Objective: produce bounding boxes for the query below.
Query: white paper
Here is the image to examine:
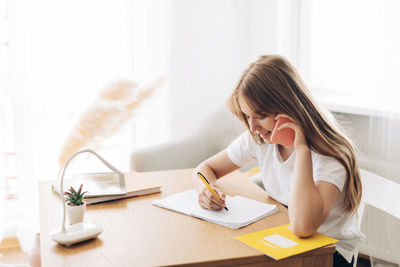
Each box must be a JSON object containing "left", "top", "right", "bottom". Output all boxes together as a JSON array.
[
  {"left": 152, "top": 189, "right": 278, "bottom": 229},
  {"left": 264, "top": 234, "right": 298, "bottom": 248},
  {"left": 152, "top": 189, "right": 201, "bottom": 215}
]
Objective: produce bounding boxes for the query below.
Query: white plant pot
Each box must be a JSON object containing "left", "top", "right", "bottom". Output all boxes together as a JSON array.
[{"left": 66, "top": 202, "right": 86, "bottom": 225}]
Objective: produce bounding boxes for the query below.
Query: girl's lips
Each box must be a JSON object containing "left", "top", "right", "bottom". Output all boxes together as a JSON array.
[{"left": 257, "top": 130, "right": 272, "bottom": 139}]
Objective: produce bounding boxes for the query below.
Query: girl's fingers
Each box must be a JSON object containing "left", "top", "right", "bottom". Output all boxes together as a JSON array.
[
  {"left": 200, "top": 187, "right": 226, "bottom": 208},
  {"left": 274, "top": 113, "right": 290, "bottom": 120},
  {"left": 207, "top": 200, "right": 223, "bottom": 210},
  {"left": 213, "top": 187, "right": 226, "bottom": 201},
  {"left": 278, "top": 122, "right": 298, "bottom": 131},
  {"left": 204, "top": 187, "right": 225, "bottom": 204},
  {"left": 198, "top": 194, "right": 224, "bottom": 210},
  {"left": 274, "top": 114, "right": 296, "bottom": 125}
]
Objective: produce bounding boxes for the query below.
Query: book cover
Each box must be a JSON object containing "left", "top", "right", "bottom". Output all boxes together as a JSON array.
[
  {"left": 235, "top": 224, "right": 338, "bottom": 260},
  {"left": 52, "top": 171, "right": 161, "bottom": 205},
  {"left": 53, "top": 172, "right": 126, "bottom": 197}
]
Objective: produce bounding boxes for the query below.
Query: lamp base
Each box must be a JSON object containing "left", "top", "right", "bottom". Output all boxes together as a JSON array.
[{"left": 50, "top": 222, "right": 103, "bottom": 246}]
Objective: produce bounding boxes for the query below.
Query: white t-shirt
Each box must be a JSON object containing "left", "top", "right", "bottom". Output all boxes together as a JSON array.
[{"left": 226, "top": 131, "right": 364, "bottom": 263}]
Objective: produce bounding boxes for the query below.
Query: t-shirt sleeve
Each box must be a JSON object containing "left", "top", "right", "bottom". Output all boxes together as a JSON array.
[
  {"left": 313, "top": 154, "right": 347, "bottom": 192},
  {"left": 226, "top": 131, "right": 258, "bottom": 167}
]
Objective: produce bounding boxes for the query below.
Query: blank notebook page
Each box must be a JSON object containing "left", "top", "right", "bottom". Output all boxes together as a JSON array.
[
  {"left": 153, "top": 189, "right": 277, "bottom": 229},
  {"left": 153, "top": 189, "right": 201, "bottom": 215},
  {"left": 193, "top": 196, "right": 277, "bottom": 225}
]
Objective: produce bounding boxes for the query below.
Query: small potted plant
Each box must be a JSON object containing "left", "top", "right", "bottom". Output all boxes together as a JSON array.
[{"left": 64, "top": 184, "right": 88, "bottom": 225}]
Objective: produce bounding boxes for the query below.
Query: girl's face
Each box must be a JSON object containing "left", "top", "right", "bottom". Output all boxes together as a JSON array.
[{"left": 238, "top": 97, "right": 276, "bottom": 143}]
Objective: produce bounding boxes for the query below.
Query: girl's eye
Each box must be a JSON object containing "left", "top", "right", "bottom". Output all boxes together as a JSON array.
[
  {"left": 257, "top": 114, "right": 268, "bottom": 119},
  {"left": 245, "top": 114, "right": 267, "bottom": 120},
  {"left": 261, "top": 113, "right": 274, "bottom": 119}
]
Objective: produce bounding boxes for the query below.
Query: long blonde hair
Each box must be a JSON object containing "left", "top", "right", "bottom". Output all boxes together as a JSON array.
[{"left": 227, "top": 55, "right": 362, "bottom": 214}]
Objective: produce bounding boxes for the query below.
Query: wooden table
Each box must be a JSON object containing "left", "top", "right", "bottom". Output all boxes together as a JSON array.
[{"left": 39, "top": 169, "right": 335, "bottom": 266}]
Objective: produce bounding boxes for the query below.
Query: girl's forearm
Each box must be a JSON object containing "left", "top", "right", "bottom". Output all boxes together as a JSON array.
[
  {"left": 289, "top": 146, "right": 324, "bottom": 237},
  {"left": 193, "top": 163, "right": 218, "bottom": 192}
]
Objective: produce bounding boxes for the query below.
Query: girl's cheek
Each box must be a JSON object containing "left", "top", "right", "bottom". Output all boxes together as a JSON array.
[{"left": 265, "top": 118, "right": 276, "bottom": 129}]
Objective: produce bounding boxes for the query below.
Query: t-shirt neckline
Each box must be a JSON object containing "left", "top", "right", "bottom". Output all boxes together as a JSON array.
[{"left": 274, "top": 144, "right": 296, "bottom": 165}]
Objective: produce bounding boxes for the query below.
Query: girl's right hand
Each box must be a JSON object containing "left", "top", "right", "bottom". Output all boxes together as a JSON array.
[{"left": 197, "top": 186, "right": 226, "bottom": 210}]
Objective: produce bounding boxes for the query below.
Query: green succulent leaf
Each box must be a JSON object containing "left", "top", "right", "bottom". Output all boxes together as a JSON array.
[{"left": 64, "top": 184, "right": 87, "bottom": 206}]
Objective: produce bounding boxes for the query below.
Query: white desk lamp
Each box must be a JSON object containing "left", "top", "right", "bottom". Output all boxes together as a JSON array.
[{"left": 50, "top": 148, "right": 124, "bottom": 246}]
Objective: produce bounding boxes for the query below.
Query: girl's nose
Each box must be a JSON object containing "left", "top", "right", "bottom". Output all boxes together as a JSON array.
[{"left": 248, "top": 117, "right": 259, "bottom": 132}]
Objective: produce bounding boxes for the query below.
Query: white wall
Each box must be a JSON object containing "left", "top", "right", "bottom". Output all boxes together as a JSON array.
[{"left": 168, "top": 0, "right": 278, "bottom": 140}]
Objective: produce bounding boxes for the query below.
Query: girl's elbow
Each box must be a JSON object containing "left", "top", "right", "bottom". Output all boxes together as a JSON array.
[{"left": 291, "top": 223, "right": 317, "bottom": 238}]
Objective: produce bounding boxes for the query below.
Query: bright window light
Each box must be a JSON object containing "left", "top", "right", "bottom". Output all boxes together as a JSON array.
[{"left": 302, "top": 0, "right": 400, "bottom": 114}]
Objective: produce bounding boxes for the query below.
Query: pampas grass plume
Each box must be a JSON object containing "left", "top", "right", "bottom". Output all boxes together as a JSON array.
[{"left": 58, "top": 77, "right": 166, "bottom": 167}]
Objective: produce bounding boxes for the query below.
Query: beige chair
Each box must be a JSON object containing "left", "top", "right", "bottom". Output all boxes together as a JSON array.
[
  {"left": 131, "top": 108, "right": 250, "bottom": 172},
  {"left": 354, "top": 169, "right": 400, "bottom": 267}
]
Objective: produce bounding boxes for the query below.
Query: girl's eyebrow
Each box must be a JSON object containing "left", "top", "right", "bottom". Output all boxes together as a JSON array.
[{"left": 242, "top": 111, "right": 264, "bottom": 119}]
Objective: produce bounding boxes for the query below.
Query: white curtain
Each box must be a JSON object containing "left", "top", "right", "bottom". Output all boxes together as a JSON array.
[
  {"left": 0, "top": 0, "right": 12, "bottom": 244},
  {"left": 359, "top": 113, "right": 400, "bottom": 265},
  {"left": 1, "top": 0, "right": 169, "bottom": 251}
]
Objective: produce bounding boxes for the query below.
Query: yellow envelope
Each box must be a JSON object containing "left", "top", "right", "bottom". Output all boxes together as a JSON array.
[{"left": 235, "top": 223, "right": 338, "bottom": 260}]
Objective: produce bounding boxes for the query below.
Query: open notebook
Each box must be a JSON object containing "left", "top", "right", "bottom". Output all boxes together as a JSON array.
[{"left": 152, "top": 189, "right": 278, "bottom": 229}]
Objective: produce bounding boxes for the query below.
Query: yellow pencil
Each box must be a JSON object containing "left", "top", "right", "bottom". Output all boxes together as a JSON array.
[{"left": 197, "top": 172, "right": 228, "bottom": 211}]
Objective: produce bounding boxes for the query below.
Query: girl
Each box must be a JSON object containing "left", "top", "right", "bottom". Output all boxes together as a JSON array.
[{"left": 193, "top": 55, "right": 363, "bottom": 266}]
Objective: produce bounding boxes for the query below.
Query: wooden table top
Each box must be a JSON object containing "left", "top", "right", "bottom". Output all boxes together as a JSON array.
[{"left": 39, "top": 168, "right": 334, "bottom": 267}]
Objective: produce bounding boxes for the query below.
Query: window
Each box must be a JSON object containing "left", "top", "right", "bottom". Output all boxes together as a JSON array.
[
  {"left": 297, "top": 0, "right": 400, "bottom": 115},
  {"left": 0, "top": 0, "right": 17, "bottom": 200},
  {"left": 0, "top": 0, "right": 169, "bottom": 243}
]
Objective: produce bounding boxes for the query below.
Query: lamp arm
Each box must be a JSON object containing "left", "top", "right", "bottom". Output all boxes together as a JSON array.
[{"left": 59, "top": 148, "right": 124, "bottom": 232}]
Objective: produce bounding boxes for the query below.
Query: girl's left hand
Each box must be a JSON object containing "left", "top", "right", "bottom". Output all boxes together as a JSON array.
[{"left": 274, "top": 114, "right": 309, "bottom": 150}]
